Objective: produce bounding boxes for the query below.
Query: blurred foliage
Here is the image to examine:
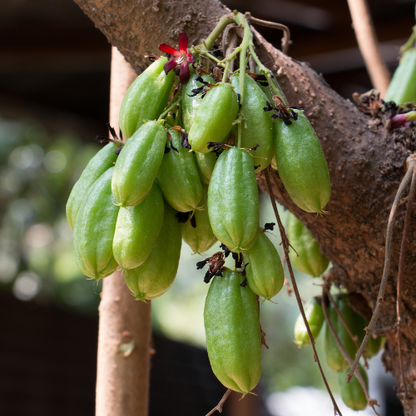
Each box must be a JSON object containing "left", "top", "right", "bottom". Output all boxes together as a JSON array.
[{"left": 0, "top": 116, "right": 103, "bottom": 314}]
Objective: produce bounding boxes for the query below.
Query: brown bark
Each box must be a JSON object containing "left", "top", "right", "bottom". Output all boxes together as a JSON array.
[
  {"left": 74, "top": 0, "right": 416, "bottom": 413},
  {"left": 95, "top": 47, "right": 152, "bottom": 416}
]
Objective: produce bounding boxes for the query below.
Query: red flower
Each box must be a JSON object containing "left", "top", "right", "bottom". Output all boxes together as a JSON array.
[{"left": 159, "top": 33, "right": 195, "bottom": 84}]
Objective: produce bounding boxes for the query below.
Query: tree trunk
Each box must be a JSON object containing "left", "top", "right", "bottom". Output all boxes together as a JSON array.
[
  {"left": 95, "top": 47, "right": 152, "bottom": 416},
  {"left": 74, "top": 0, "right": 416, "bottom": 413}
]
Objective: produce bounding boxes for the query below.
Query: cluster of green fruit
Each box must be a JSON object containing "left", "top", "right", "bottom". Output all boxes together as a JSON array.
[
  {"left": 66, "top": 12, "right": 332, "bottom": 397},
  {"left": 294, "top": 294, "right": 383, "bottom": 411}
]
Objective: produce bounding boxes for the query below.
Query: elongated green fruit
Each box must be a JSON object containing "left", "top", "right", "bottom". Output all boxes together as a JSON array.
[
  {"left": 73, "top": 167, "right": 119, "bottom": 280},
  {"left": 338, "top": 364, "right": 368, "bottom": 411},
  {"left": 204, "top": 268, "right": 261, "bottom": 395},
  {"left": 243, "top": 227, "right": 284, "bottom": 300},
  {"left": 188, "top": 83, "right": 239, "bottom": 153},
  {"left": 119, "top": 57, "right": 175, "bottom": 138},
  {"left": 123, "top": 202, "right": 182, "bottom": 301},
  {"left": 195, "top": 151, "right": 217, "bottom": 184},
  {"left": 325, "top": 294, "right": 364, "bottom": 371},
  {"left": 274, "top": 110, "right": 331, "bottom": 213},
  {"left": 365, "top": 335, "right": 383, "bottom": 359},
  {"left": 181, "top": 183, "right": 217, "bottom": 254},
  {"left": 208, "top": 147, "right": 259, "bottom": 253},
  {"left": 113, "top": 183, "right": 164, "bottom": 270},
  {"left": 385, "top": 48, "right": 416, "bottom": 105},
  {"left": 66, "top": 143, "right": 118, "bottom": 230},
  {"left": 156, "top": 128, "right": 202, "bottom": 212},
  {"left": 342, "top": 313, "right": 382, "bottom": 359},
  {"left": 112, "top": 121, "right": 167, "bottom": 207},
  {"left": 181, "top": 73, "right": 215, "bottom": 132},
  {"left": 286, "top": 211, "right": 329, "bottom": 277},
  {"left": 294, "top": 297, "right": 325, "bottom": 346},
  {"left": 231, "top": 74, "right": 274, "bottom": 171}
]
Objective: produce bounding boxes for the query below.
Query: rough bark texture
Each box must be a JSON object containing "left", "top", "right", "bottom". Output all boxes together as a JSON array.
[
  {"left": 95, "top": 47, "right": 152, "bottom": 416},
  {"left": 74, "top": 0, "right": 416, "bottom": 413}
]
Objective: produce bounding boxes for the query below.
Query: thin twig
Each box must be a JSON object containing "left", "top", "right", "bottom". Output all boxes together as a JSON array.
[
  {"left": 245, "top": 12, "right": 291, "bottom": 54},
  {"left": 395, "top": 166, "right": 416, "bottom": 402},
  {"left": 325, "top": 290, "right": 369, "bottom": 369},
  {"left": 206, "top": 389, "right": 232, "bottom": 416},
  {"left": 347, "top": 156, "right": 416, "bottom": 382},
  {"left": 264, "top": 167, "right": 343, "bottom": 416},
  {"left": 271, "top": 170, "right": 293, "bottom": 208},
  {"left": 322, "top": 288, "right": 379, "bottom": 414},
  {"left": 346, "top": 0, "right": 390, "bottom": 95}
]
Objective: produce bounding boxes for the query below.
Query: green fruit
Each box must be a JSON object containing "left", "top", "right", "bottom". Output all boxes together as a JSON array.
[
  {"left": 274, "top": 110, "right": 331, "bottom": 213},
  {"left": 208, "top": 147, "right": 259, "bottom": 253},
  {"left": 243, "top": 227, "right": 284, "bottom": 301},
  {"left": 349, "top": 314, "right": 383, "bottom": 359},
  {"left": 385, "top": 48, "right": 416, "bottom": 105},
  {"left": 286, "top": 211, "right": 329, "bottom": 277},
  {"left": 338, "top": 364, "right": 368, "bottom": 411},
  {"left": 112, "top": 120, "right": 167, "bottom": 207},
  {"left": 188, "top": 83, "right": 239, "bottom": 153},
  {"left": 113, "top": 183, "right": 164, "bottom": 270},
  {"left": 181, "top": 183, "right": 217, "bottom": 254},
  {"left": 325, "top": 294, "right": 364, "bottom": 371},
  {"left": 204, "top": 268, "right": 261, "bottom": 395},
  {"left": 123, "top": 202, "right": 182, "bottom": 301},
  {"left": 156, "top": 128, "right": 203, "bottom": 212},
  {"left": 230, "top": 74, "right": 274, "bottom": 171},
  {"left": 181, "top": 73, "right": 216, "bottom": 132},
  {"left": 66, "top": 142, "right": 118, "bottom": 230},
  {"left": 73, "top": 167, "right": 120, "bottom": 280},
  {"left": 365, "top": 335, "right": 383, "bottom": 359},
  {"left": 294, "top": 297, "right": 325, "bottom": 346},
  {"left": 119, "top": 57, "right": 175, "bottom": 138},
  {"left": 194, "top": 151, "right": 217, "bottom": 184}
]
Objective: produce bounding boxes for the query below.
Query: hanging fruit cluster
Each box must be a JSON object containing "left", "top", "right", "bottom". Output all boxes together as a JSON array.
[
  {"left": 67, "top": 11, "right": 333, "bottom": 399},
  {"left": 294, "top": 293, "right": 383, "bottom": 411}
]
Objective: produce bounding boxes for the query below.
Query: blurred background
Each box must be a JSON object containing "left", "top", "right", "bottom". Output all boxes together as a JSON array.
[{"left": 0, "top": 0, "right": 413, "bottom": 415}]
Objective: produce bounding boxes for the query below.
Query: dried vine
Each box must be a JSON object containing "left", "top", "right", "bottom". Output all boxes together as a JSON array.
[
  {"left": 265, "top": 168, "right": 343, "bottom": 416},
  {"left": 347, "top": 155, "right": 416, "bottom": 388}
]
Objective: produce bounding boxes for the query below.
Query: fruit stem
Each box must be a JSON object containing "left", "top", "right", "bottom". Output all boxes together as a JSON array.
[
  {"left": 202, "top": 52, "right": 224, "bottom": 65},
  {"left": 248, "top": 44, "right": 289, "bottom": 105},
  {"left": 157, "top": 89, "right": 182, "bottom": 121},
  {"left": 201, "top": 14, "right": 234, "bottom": 52},
  {"left": 399, "top": 25, "right": 416, "bottom": 54},
  {"left": 222, "top": 60, "right": 232, "bottom": 83},
  {"left": 232, "top": 12, "right": 253, "bottom": 148}
]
